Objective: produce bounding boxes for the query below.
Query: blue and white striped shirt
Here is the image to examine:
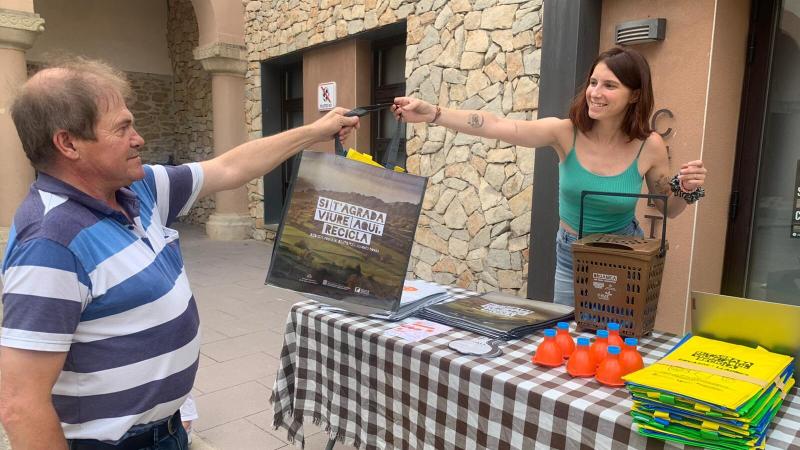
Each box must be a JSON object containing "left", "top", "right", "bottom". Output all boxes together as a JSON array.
[{"left": 1, "top": 163, "right": 204, "bottom": 442}]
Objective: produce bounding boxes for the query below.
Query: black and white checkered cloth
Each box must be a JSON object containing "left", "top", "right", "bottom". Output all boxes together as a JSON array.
[{"left": 271, "top": 287, "right": 800, "bottom": 450}]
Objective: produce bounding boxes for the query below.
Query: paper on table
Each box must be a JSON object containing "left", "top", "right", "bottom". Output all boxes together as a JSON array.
[
  {"left": 399, "top": 279, "right": 448, "bottom": 305},
  {"left": 384, "top": 319, "right": 451, "bottom": 342}
]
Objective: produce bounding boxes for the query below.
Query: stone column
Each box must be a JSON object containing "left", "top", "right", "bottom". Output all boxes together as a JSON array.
[
  {"left": 0, "top": 7, "right": 44, "bottom": 258},
  {"left": 193, "top": 42, "right": 251, "bottom": 240}
]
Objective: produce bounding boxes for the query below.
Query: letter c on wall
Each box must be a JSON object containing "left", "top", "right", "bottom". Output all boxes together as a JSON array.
[{"left": 650, "top": 108, "right": 674, "bottom": 138}]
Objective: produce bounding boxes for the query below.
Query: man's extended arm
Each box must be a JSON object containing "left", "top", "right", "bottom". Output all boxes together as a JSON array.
[
  {"left": 198, "top": 107, "right": 358, "bottom": 198},
  {"left": 0, "top": 347, "right": 69, "bottom": 450}
]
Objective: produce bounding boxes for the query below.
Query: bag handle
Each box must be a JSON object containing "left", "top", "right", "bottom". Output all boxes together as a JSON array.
[
  {"left": 382, "top": 118, "right": 404, "bottom": 170},
  {"left": 579, "top": 190, "right": 669, "bottom": 256},
  {"left": 333, "top": 103, "right": 404, "bottom": 169}
]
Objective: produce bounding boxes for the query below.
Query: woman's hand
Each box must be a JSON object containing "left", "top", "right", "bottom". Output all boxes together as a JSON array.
[
  {"left": 392, "top": 97, "right": 437, "bottom": 123},
  {"left": 678, "top": 160, "right": 707, "bottom": 192}
]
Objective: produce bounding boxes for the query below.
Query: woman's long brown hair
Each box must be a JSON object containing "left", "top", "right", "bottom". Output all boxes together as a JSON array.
[{"left": 568, "top": 47, "right": 654, "bottom": 142}]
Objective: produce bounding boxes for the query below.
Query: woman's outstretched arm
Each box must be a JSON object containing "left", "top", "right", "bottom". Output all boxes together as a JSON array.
[{"left": 393, "top": 96, "right": 571, "bottom": 159}]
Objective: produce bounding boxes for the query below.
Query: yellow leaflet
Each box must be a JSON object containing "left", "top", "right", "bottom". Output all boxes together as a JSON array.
[
  {"left": 346, "top": 149, "right": 384, "bottom": 168},
  {"left": 623, "top": 336, "right": 793, "bottom": 410},
  {"left": 345, "top": 149, "right": 405, "bottom": 172}
]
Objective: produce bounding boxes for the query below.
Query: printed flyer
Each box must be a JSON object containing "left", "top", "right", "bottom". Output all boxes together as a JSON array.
[{"left": 266, "top": 151, "right": 426, "bottom": 315}]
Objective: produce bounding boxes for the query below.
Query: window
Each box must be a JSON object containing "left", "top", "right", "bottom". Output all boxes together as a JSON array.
[{"left": 371, "top": 36, "right": 406, "bottom": 167}]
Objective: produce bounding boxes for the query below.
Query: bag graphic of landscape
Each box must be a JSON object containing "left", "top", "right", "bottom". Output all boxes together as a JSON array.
[{"left": 266, "top": 112, "right": 426, "bottom": 316}]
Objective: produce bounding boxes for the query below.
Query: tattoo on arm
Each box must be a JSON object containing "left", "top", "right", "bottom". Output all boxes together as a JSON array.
[
  {"left": 653, "top": 175, "right": 671, "bottom": 195},
  {"left": 467, "top": 113, "right": 484, "bottom": 128}
]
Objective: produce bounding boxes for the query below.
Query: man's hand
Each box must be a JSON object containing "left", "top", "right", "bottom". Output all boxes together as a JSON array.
[
  {"left": 0, "top": 347, "right": 69, "bottom": 450},
  {"left": 199, "top": 107, "right": 359, "bottom": 197},
  {"left": 392, "top": 97, "right": 437, "bottom": 123},
  {"left": 309, "top": 107, "right": 360, "bottom": 142}
]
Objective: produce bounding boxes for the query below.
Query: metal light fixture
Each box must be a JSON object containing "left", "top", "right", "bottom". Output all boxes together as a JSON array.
[{"left": 615, "top": 18, "right": 667, "bottom": 45}]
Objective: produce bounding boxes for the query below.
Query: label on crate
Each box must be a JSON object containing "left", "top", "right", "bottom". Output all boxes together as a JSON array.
[{"left": 592, "top": 271, "right": 618, "bottom": 301}]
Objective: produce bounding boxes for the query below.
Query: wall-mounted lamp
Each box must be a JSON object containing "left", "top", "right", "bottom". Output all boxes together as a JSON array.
[{"left": 615, "top": 18, "right": 666, "bottom": 45}]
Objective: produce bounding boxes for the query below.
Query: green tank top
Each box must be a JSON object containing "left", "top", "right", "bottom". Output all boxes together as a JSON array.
[{"left": 558, "top": 128, "right": 646, "bottom": 234}]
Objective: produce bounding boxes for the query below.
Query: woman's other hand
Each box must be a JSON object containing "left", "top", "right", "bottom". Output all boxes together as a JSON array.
[
  {"left": 678, "top": 160, "right": 707, "bottom": 192},
  {"left": 392, "top": 97, "right": 437, "bottom": 123}
]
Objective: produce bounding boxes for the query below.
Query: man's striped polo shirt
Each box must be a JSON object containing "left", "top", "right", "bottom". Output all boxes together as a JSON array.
[{"left": 1, "top": 163, "right": 204, "bottom": 442}]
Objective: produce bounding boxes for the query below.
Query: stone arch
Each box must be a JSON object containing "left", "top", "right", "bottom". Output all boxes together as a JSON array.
[
  {"left": 189, "top": 0, "right": 245, "bottom": 47},
  {"left": 188, "top": 0, "right": 251, "bottom": 240}
]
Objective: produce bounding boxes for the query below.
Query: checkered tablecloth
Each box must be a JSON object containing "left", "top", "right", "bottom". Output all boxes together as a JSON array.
[{"left": 270, "top": 287, "right": 800, "bottom": 450}]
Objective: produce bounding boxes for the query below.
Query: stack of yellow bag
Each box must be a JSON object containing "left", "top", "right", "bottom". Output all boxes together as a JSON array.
[{"left": 623, "top": 335, "right": 795, "bottom": 450}]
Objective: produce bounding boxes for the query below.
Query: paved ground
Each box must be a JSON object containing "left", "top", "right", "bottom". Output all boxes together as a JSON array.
[
  {"left": 179, "top": 223, "right": 355, "bottom": 450},
  {"left": 0, "top": 223, "right": 356, "bottom": 450}
]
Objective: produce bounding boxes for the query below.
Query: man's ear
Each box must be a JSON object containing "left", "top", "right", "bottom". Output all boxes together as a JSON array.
[{"left": 53, "top": 130, "right": 80, "bottom": 161}]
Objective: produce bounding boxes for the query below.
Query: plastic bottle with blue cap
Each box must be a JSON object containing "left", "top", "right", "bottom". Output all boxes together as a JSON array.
[
  {"left": 567, "top": 337, "right": 595, "bottom": 377},
  {"left": 555, "top": 321, "right": 575, "bottom": 359},
  {"left": 590, "top": 329, "right": 609, "bottom": 367},
  {"left": 620, "top": 337, "right": 644, "bottom": 374},
  {"left": 607, "top": 322, "right": 625, "bottom": 348},
  {"left": 532, "top": 329, "right": 564, "bottom": 367},
  {"left": 596, "top": 345, "right": 625, "bottom": 386}
]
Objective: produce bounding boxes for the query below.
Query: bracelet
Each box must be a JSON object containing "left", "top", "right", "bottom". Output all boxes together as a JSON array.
[
  {"left": 429, "top": 105, "right": 441, "bottom": 124},
  {"left": 669, "top": 174, "right": 705, "bottom": 204}
]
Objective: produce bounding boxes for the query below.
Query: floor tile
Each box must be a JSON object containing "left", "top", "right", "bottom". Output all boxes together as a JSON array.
[
  {"left": 197, "top": 418, "right": 286, "bottom": 450},
  {"left": 194, "top": 352, "right": 279, "bottom": 393},
  {"left": 193, "top": 381, "right": 270, "bottom": 432},
  {"left": 201, "top": 330, "right": 282, "bottom": 362}
]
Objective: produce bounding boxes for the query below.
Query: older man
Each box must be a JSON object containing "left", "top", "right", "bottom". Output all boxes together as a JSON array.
[{"left": 0, "top": 58, "right": 358, "bottom": 450}]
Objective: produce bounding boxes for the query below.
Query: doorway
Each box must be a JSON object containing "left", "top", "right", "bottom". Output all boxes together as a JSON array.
[{"left": 723, "top": 0, "right": 800, "bottom": 305}]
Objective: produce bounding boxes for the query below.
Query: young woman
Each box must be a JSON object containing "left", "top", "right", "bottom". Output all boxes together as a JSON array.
[{"left": 392, "top": 47, "right": 706, "bottom": 306}]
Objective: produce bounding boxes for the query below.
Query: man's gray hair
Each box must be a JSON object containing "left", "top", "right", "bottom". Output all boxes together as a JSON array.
[{"left": 10, "top": 57, "right": 132, "bottom": 170}]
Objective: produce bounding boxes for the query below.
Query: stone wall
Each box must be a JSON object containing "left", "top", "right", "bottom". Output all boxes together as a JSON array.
[
  {"left": 167, "top": 0, "right": 215, "bottom": 224},
  {"left": 243, "top": 0, "right": 543, "bottom": 296},
  {"left": 127, "top": 72, "right": 175, "bottom": 165}
]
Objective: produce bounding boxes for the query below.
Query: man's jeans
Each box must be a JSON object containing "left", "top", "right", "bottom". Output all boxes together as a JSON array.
[{"left": 67, "top": 412, "right": 188, "bottom": 450}]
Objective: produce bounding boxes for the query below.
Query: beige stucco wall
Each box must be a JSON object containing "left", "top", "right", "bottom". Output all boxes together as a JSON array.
[
  {"left": 3, "top": 0, "right": 32, "bottom": 11},
  {"left": 601, "top": 1, "right": 749, "bottom": 334},
  {"left": 685, "top": 0, "right": 750, "bottom": 327},
  {"left": 302, "top": 39, "right": 373, "bottom": 153},
  {"left": 27, "top": 0, "right": 171, "bottom": 74}
]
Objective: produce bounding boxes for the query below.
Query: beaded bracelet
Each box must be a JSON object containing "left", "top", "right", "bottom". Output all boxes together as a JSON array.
[{"left": 669, "top": 174, "right": 705, "bottom": 204}]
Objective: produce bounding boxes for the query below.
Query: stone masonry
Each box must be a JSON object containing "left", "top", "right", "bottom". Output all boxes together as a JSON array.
[
  {"left": 167, "top": 0, "right": 215, "bottom": 225},
  {"left": 243, "top": 0, "right": 543, "bottom": 297},
  {"left": 127, "top": 72, "right": 176, "bottom": 166}
]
